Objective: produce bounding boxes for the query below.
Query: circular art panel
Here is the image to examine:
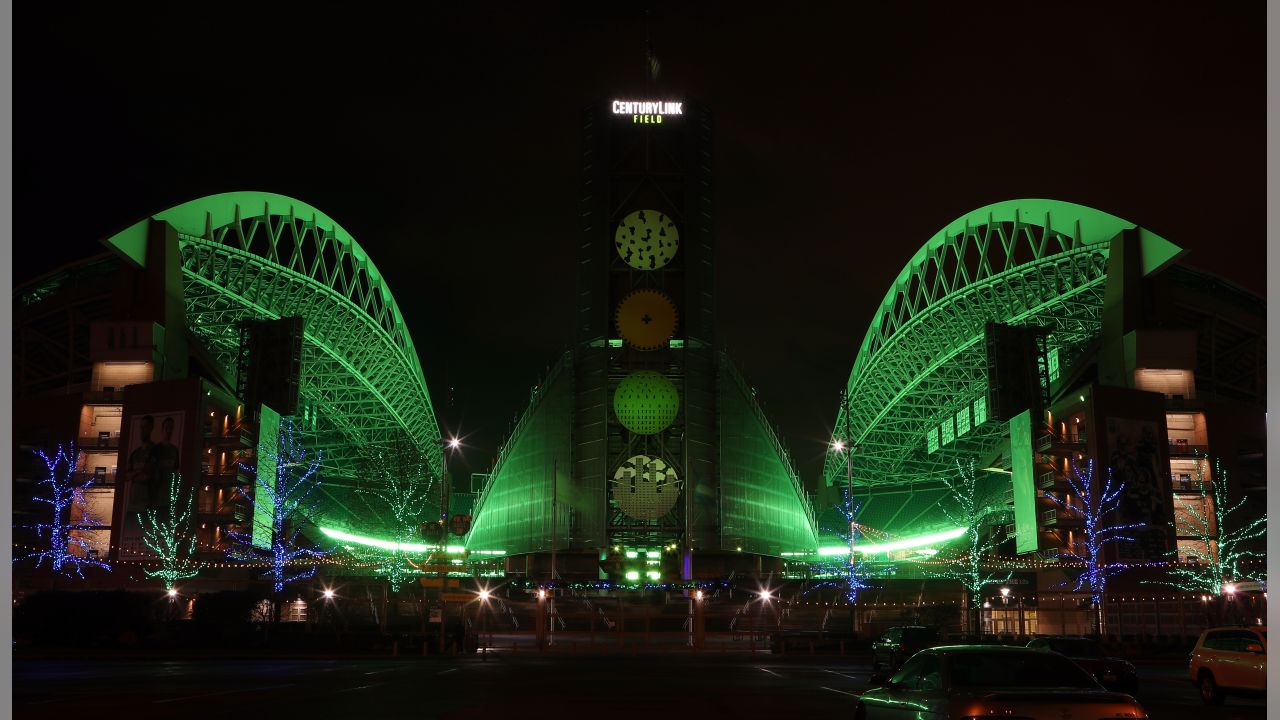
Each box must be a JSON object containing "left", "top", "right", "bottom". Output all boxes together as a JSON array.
[
  {"left": 615, "top": 289, "right": 679, "bottom": 351},
  {"left": 613, "top": 371, "right": 680, "bottom": 435},
  {"left": 614, "top": 209, "right": 680, "bottom": 270},
  {"left": 611, "top": 454, "right": 681, "bottom": 520}
]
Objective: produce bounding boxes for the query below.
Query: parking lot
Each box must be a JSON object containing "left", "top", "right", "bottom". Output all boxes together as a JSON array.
[{"left": 14, "top": 653, "right": 1265, "bottom": 720}]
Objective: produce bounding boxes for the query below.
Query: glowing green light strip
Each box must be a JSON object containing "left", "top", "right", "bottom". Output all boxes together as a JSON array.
[
  {"left": 319, "top": 527, "right": 477, "bottom": 555},
  {"left": 817, "top": 527, "right": 966, "bottom": 556}
]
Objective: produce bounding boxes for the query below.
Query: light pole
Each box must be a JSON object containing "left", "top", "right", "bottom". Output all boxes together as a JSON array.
[
  {"left": 477, "top": 588, "right": 491, "bottom": 660},
  {"left": 1000, "top": 587, "right": 1010, "bottom": 636},
  {"left": 436, "top": 435, "right": 461, "bottom": 655},
  {"left": 831, "top": 391, "right": 859, "bottom": 636}
]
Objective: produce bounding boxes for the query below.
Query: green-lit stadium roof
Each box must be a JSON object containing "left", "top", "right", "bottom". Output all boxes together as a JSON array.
[
  {"left": 823, "top": 199, "right": 1182, "bottom": 536},
  {"left": 106, "top": 192, "right": 441, "bottom": 526}
]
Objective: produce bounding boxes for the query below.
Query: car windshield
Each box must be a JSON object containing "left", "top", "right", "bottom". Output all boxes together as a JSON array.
[
  {"left": 1049, "top": 639, "right": 1103, "bottom": 657},
  {"left": 949, "top": 652, "right": 1101, "bottom": 689}
]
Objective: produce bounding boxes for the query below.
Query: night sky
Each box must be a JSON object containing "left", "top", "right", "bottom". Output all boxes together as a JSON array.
[{"left": 14, "top": 3, "right": 1265, "bottom": 487}]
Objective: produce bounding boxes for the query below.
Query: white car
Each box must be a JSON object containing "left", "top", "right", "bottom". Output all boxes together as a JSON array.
[{"left": 1189, "top": 626, "right": 1266, "bottom": 704}]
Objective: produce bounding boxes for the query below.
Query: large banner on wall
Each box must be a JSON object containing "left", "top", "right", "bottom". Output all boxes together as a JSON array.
[
  {"left": 1106, "top": 416, "right": 1170, "bottom": 561},
  {"left": 1009, "top": 410, "right": 1039, "bottom": 555},
  {"left": 119, "top": 410, "right": 186, "bottom": 557},
  {"left": 252, "top": 404, "right": 281, "bottom": 550}
]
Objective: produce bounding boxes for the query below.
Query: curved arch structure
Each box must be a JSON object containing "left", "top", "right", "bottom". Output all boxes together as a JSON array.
[
  {"left": 109, "top": 192, "right": 440, "bottom": 490},
  {"left": 824, "top": 200, "right": 1181, "bottom": 514}
]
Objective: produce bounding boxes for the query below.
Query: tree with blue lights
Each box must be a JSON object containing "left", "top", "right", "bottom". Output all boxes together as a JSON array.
[
  {"left": 20, "top": 443, "right": 111, "bottom": 578},
  {"left": 1044, "top": 458, "right": 1143, "bottom": 635},
  {"left": 926, "top": 459, "right": 1011, "bottom": 637},
  {"left": 140, "top": 472, "right": 204, "bottom": 591},
  {"left": 807, "top": 492, "right": 873, "bottom": 603},
  {"left": 227, "top": 421, "right": 326, "bottom": 595},
  {"left": 1159, "top": 456, "right": 1266, "bottom": 597}
]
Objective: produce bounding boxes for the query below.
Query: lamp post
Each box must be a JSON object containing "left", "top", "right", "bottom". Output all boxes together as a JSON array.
[
  {"left": 477, "top": 588, "right": 491, "bottom": 661},
  {"left": 1000, "top": 587, "right": 1010, "bottom": 636},
  {"left": 831, "top": 416, "right": 858, "bottom": 634},
  {"left": 435, "top": 435, "right": 461, "bottom": 655}
]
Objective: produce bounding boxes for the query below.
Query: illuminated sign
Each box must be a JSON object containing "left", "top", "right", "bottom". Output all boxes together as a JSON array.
[{"left": 612, "top": 99, "right": 683, "bottom": 124}]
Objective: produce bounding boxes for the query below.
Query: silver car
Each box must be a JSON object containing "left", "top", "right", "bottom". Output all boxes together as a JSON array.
[{"left": 856, "top": 646, "right": 1148, "bottom": 720}]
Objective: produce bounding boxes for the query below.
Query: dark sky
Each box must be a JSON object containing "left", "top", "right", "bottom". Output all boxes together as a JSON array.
[{"left": 14, "top": 3, "right": 1265, "bottom": 486}]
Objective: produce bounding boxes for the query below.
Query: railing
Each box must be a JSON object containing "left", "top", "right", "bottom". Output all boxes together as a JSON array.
[
  {"left": 471, "top": 351, "right": 572, "bottom": 522},
  {"left": 83, "top": 390, "right": 122, "bottom": 404},
  {"left": 73, "top": 471, "right": 116, "bottom": 485},
  {"left": 1167, "top": 441, "right": 1209, "bottom": 457},
  {"left": 1171, "top": 475, "right": 1204, "bottom": 494},
  {"left": 1036, "top": 430, "right": 1087, "bottom": 451},
  {"left": 77, "top": 435, "right": 120, "bottom": 449},
  {"left": 1041, "top": 509, "right": 1057, "bottom": 525},
  {"left": 720, "top": 354, "right": 815, "bottom": 531},
  {"left": 1037, "top": 472, "right": 1056, "bottom": 489}
]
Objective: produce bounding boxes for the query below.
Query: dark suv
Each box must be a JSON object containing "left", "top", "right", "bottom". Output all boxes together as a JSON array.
[
  {"left": 1027, "top": 636, "right": 1139, "bottom": 694},
  {"left": 872, "top": 626, "right": 940, "bottom": 672}
]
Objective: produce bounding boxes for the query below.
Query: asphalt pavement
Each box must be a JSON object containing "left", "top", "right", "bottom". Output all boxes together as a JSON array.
[{"left": 13, "top": 654, "right": 1266, "bottom": 719}]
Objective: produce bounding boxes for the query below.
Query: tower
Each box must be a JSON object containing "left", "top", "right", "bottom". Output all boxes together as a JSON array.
[{"left": 576, "top": 96, "right": 715, "bottom": 579}]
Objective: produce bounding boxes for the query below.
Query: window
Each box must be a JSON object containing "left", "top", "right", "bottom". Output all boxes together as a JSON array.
[
  {"left": 890, "top": 653, "right": 925, "bottom": 686},
  {"left": 1204, "top": 630, "right": 1261, "bottom": 651},
  {"left": 973, "top": 397, "right": 987, "bottom": 426}
]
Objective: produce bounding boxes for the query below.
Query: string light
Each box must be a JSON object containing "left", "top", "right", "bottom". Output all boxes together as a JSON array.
[
  {"left": 804, "top": 492, "right": 875, "bottom": 602},
  {"left": 225, "top": 422, "right": 327, "bottom": 593},
  {"left": 348, "top": 447, "right": 435, "bottom": 593},
  {"left": 1043, "top": 459, "right": 1142, "bottom": 608},
  {"left": 19, "top": 443, "right": 111, "bottom": 578},
  {"left": 924, "top": 460, "right": 1011, "bottom": 625},
  {"left": 139, "top": 472, "right": 204, "bottom": 591},
  {"left": 1151, "top": 456, "right": 1267, "bottom": 596}
]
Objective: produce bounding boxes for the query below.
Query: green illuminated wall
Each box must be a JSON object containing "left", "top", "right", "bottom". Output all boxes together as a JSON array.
[
  {"left": 465, "top": 358, "right": 575, "bottom": 555},
  {"left": 718, "top": 357, "right": 819, "bottom": 556},
  {"left": 1009, "top": 409, "right": 1038, "bottom": 554},
  {"left": 251, "top": 404, "right": 281, "bottom": 549}
]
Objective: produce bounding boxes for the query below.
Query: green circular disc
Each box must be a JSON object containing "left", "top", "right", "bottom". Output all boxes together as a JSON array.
[
  {"left": 613, "top": 371, "right": 680, "bottom": 435},
  {"left": 614, "top": 209, "right": 680, "bottom": 270}
]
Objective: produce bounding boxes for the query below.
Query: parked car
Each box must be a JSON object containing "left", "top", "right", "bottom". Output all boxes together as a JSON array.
[
  {"left": 871, "top": 625, "right": 940, "bottom": 672},
  {"left": 1189, "top": 626, "right": 1267, "bottom": 704},
  {"left": 856, "top": 646, "right": 1147, "bottom": 720},
  {"left": 1026, "top": 635, "right": 1139, "bottom": 693}
]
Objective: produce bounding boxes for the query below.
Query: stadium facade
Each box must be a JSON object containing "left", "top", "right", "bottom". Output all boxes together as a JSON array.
[{"left": 11, "top": 144, "right": 1264, "bottom": 639}]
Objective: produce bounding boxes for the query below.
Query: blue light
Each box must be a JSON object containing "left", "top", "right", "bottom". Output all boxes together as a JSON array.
[
  {"left": 225, "top": 422, "right": 327, "bottom": 592},
  {"left": 20, "top": 444, "right": 111, "bottom": 578}
]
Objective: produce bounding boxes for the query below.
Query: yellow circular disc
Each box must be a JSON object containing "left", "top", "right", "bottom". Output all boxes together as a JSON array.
[{"left": 615, "top": 289, "right": 678, "bottom": 351}]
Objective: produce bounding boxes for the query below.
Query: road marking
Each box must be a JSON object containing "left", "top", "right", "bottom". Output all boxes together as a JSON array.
[
  {"left": 336, "top": 682, "right": 387, "bottom": 693},
  {"left": 823, "top": 669, "right": 862, "bottom": 679},
  {"left": 154, "top": 683, "right": 295, "bottom": 704},
  {"left": 438, "top": 668, "right": 458, "bottom": 675},
  {"left": 820, "top": 686, "right": 861, "bottom": 697},
  {"left": 758, "top": 667, "right": 781, "bottom": 676}
]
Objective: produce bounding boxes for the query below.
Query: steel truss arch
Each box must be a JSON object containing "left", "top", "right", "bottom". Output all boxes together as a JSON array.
[
  {"left": 109, "top": 193, "right": 441, "bottom": 492},
  {"left": 825, "top": 200, "right": 1180, "bottom": 501}
]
